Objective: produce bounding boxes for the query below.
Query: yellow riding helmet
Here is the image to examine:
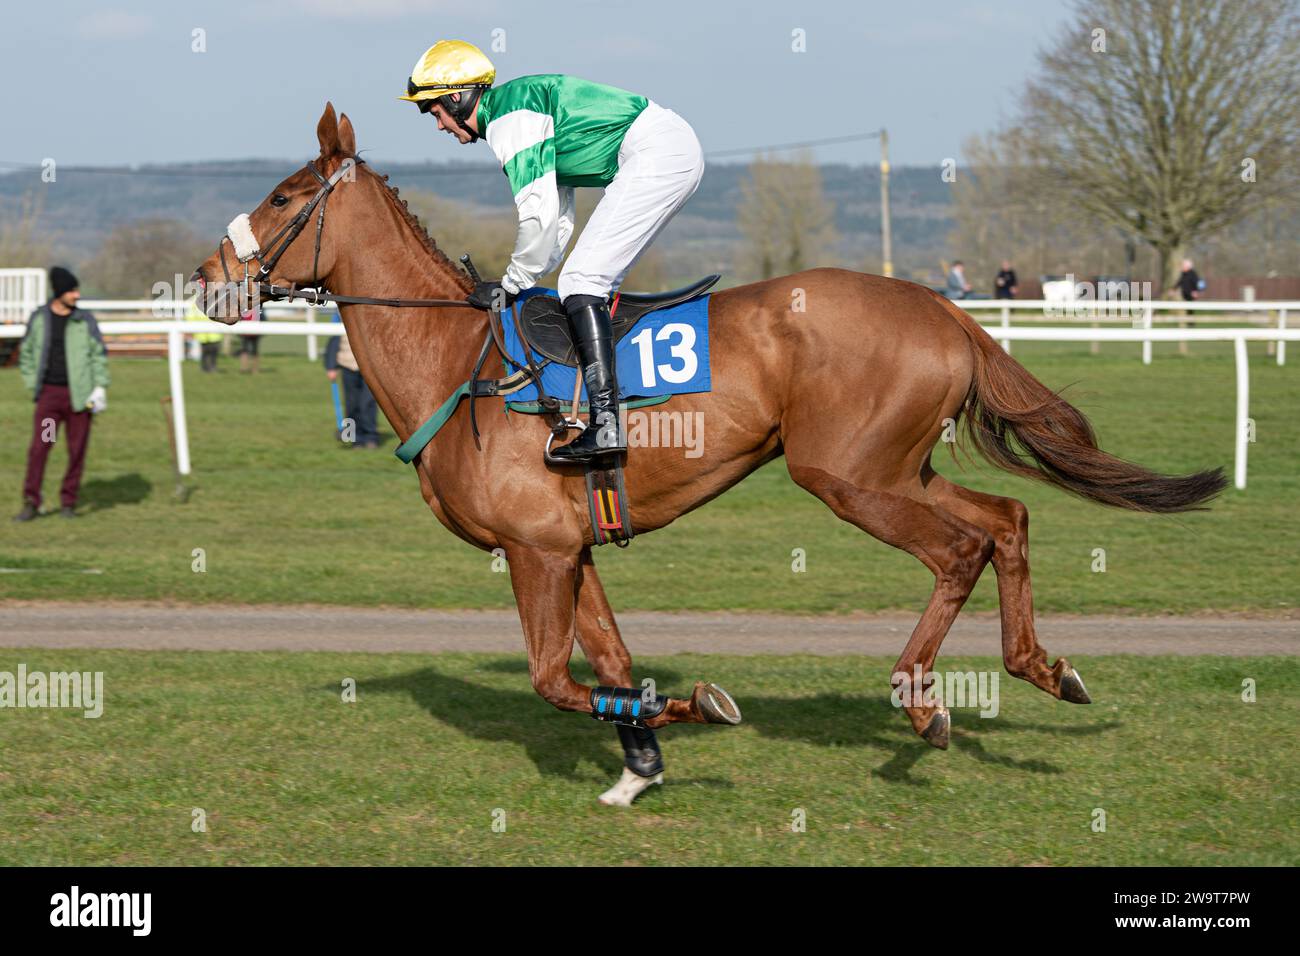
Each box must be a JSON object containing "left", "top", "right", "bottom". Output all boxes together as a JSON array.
[{"left": 399, "top": 40, "right": 496, "bottom": 107}]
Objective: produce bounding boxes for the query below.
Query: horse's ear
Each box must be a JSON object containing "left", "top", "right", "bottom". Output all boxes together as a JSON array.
[
  {"left": 337, "top": 112, "right": 357, "bottom": 157},
  {"left": 317, "top": 102, "right": 340, "bottom": 156}
]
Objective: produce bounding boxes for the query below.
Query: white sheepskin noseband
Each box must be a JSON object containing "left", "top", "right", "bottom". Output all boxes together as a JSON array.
[{"left": 227, "top": 214, "right": 260, "bottom": 262}]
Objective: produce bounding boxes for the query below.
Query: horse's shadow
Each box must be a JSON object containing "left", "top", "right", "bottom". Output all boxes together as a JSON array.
[
  {"left": 748, "top": 692, "right": 1122, "bottom": 784},
  {"left": 79, "top": 472, "right": 151, "bottom": 512},
  {"left": 356, "top": 659, "right": 730, "bottom": 790},
  {"left": 353, "top": 659, "right": 1121, "bottom": 789}
]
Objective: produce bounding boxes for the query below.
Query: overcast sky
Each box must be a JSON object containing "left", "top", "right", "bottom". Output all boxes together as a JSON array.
[{"left": 1, "top": 0, "right": 1074, "bottom": 169}]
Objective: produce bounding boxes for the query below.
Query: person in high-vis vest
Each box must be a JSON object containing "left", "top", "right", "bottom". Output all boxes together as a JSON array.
[
  {"left": 400, "top": 40, "right": 705, "bottom": 463},
  {"left": 186, "top": 299, "right": 223, "bottom": 372}
]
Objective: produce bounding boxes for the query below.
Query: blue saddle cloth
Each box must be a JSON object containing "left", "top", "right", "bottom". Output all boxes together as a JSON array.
[{"left": 502, "top": 288, "right": 712, "bottom": 404}]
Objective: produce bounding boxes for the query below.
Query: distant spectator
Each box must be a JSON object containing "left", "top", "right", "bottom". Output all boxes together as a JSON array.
[
  {"left": 1174, "top": 258, "right": 1202, "bottom": 356},
  {"left": 946, "top": 261, "right": 973, "bottom": 299},
  {"left": 994, "top": 260, "right": 1018, "bottom": 299},
  {"left": 15, "top": 267, "right": 109, "bottom": 521},
  {"left": 1176, "top": 259, "right": 1201, "bottom": 301},
  {"left": 237, "top": 302, "right": 261, "bottom": 374},
  {"left": 186, "top": 299, "right": 223, "bottom": 372},
  {"left": 324, "top": 317, "right": 380, "bottom": 449}
]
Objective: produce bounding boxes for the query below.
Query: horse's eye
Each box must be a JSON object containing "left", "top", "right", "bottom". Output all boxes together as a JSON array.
[{"left": 271, "top": 194, "right": 289, "bottom": 207}]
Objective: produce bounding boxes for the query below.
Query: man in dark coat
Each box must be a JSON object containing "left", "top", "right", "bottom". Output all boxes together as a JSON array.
[{"left": 15, "top": 267, "right": 110, "bottom": 520}]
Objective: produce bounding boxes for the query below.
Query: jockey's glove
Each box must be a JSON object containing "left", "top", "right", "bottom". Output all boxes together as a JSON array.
[{"left": 466, "top": 280, "right": 517, "bottom": 312}]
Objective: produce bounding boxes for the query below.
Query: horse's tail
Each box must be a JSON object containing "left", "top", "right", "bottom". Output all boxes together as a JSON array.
[{"left": 936, "top": 293, "right": 1226, "bottom": 513}]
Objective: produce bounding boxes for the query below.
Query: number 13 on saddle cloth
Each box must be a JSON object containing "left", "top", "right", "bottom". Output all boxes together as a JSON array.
[{"left": 503, "top": 287, "right": 712, "bottom": 404}]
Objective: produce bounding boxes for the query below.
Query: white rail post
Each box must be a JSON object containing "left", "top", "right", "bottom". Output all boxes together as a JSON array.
[
  {"left": 173, "top": 297, "right": 191, "bottom": 361},
  {"left": 307, "top": 304, "right": 318, "bottom": 361},
  {"left": 1000, "top": 303, "right": 1010, "bottom": 354},
  {"left": 1278, "top": 308, "right": 1287, "bottom": 367},
  {"left": 167, "top": 327, "right": 192, "bottom": 476},
  {"left": 1234, "top": 335, "right": 1249, "bottom": 491},
  {"left": 1142, "top": 303, "right": 1153, "bottom": 365}
]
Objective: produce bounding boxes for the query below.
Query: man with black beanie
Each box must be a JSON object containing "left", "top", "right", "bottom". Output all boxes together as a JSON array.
[{"left": 14, "top": 266, "right": 110, "bottom": 520}]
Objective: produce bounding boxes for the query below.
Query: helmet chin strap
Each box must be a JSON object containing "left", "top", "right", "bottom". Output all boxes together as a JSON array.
[{"left": 444, "top": 88, "right": 483, "bottom": 142}]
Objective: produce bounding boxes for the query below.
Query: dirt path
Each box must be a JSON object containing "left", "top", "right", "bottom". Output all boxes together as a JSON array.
[{"left": 0, "top": 602, "right": 1295, "bottom": 656}]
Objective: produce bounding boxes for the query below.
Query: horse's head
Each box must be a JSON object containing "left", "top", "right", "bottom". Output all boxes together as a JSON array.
[{"left": 195, "top": 102, "right": 359, "bottom": 323}]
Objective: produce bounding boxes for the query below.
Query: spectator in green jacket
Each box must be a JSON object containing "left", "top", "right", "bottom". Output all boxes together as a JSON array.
[{"left": 15, "top": 267, "right": 109, "bottom": 521}]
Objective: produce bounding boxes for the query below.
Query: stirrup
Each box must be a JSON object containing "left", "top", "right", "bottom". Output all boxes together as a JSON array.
[
  {"left": 544, "top": 417, "right": 586, "bottom": 464},
  {"left": 544, "top": 417, "right": 627, "bottom": 463}
]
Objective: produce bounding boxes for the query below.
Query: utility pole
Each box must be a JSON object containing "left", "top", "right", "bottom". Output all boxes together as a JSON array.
[{"left": 879, "top": 128, "right": 893, "bottom": 277}]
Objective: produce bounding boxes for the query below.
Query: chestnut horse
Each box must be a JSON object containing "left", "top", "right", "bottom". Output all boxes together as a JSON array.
[{"left": 197, "top": 105, "right": 1224, "bottom": 804}]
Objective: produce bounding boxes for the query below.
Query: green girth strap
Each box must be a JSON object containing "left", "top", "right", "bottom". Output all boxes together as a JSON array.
[
  {"left": 393, "top": 367, "right": 544, "bottom": 465},
  {"left": 393, "top": 381, "right": 473, "bottom": 464},
  {"left": 394, "top": 383, "right": 674, "bottom": 465}
]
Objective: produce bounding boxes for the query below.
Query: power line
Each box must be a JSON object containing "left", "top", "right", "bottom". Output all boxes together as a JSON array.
[
  {"left": 0, "top": 130, "right": 884, "bottom": 181},
  {"left": 0, "top": 160, "right": 488, "bottom": 179},
  {"left": 705, "top": 130, "right": 881, "bottom": 159}
]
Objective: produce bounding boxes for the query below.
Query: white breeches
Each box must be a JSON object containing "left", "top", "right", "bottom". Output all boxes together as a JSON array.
[{"left": 557, "top": 102, "right": 705, "bottom": 302}]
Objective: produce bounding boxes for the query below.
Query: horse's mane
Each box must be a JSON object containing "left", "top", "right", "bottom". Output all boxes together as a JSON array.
[{"left": 363, "top": 164, "right": 473, "bottom": 294}]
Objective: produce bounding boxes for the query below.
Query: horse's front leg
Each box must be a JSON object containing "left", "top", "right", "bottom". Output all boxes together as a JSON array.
[
  {"left": 573, "top": 547, "right": 663, "bottom": 806},
  {"left": 507, "top": 543, "right": 741, "bottom": 730},
  {"left": 505, "top": 544, "right": 588, "bottom": 712}
]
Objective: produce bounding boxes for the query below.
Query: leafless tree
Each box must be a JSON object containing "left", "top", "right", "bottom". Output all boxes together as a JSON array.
[
  {"left": 736, "top": 153, "right": 839, "bottom": 281},
  {"left": 951, "top": 130, "right": 1148, "bottom": 293},
  {"left": 0, "top": 193, "right": 55, "bottom": 269},
  {"left": 83, "top": 218, "right": 212, "bottom": 299},
  {"left": 1020, "top": 0, "right": 1299, "bottom": 292}
]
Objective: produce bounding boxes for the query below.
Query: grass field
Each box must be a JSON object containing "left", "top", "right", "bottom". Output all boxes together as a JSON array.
[
  {"left": 2, "top": 339, "right": 1296, "bottom": 867},
  {"left": 2, "top": 341, "right": 1296, "bottom": 612},
  {"left": 1, "top": 647, "right": 1294, "bottom": 866}
]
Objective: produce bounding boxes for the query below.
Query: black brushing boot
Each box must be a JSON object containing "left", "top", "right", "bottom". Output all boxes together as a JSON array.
[
  {"left": 617, "top": 724, "right": 664, "bottom": 777},
  {"left": 549, "top": 294, "right": 626, "bottom": 463}
]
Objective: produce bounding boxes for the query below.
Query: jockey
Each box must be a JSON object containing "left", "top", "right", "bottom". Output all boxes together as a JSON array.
[{"left": 400, "top": 40, "right": 705, "bottom": 463}]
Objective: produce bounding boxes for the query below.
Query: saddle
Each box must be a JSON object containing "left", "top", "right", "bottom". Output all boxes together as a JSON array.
[{"left": 518, "top": 274, "right": 720, "bottom": 366}]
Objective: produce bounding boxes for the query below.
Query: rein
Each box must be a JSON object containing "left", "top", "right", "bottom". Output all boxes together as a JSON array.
[
  {"left": 255, "top": 284, "right": 469, "bottom": 309},
  {"left": 216, "top": 154, "right": 470, "bottom": 311},
  {"left": 212, "top": 154, "right": 569, "bottom": 463}
]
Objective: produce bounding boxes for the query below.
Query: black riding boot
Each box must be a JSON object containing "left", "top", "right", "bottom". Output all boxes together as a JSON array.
[{"left": 549, "top": 295, "right": 626, "bottom": 463}]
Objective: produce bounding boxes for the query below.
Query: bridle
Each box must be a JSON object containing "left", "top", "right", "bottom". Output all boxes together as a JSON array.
[
  {"left": 214, "top": 154, "right": 469, "bottom": 312},
  {"left": 208, "top": 153, "right": 561, "bottom": 447}
]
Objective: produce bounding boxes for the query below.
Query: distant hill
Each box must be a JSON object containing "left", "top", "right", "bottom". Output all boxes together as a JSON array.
[{"left": 0, "top": 158, "right": 956, "bottom": 283}]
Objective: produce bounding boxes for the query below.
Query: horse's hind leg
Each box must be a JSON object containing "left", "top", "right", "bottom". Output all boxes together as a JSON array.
[
  {"left": 573, "top": 548, "right": 664, "bottom": 805},
  {"left": 925, "top": 475, "right": 1091, "bottom": 704},
  {"left": 788, "top": 464, "right": 994, "bottom": 748}
]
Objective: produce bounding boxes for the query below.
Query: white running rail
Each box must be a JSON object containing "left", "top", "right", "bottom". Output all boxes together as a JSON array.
[{"left": 1, "top": 320, "right": 1294, "bottom": 491}]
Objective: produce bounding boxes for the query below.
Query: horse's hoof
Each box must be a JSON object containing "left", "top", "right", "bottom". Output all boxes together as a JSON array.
[
  {"left": 598, "top": 767, "right": 663, "bottom": 807},
  {"left": 697, "top": 682, "right": 742, "bottom": 725},
  {"left": 920, "top": 708, "right": 950, "bottom": 749},
  {"left": 1059, "top": 665, "right": 1092, "bottom": 704}
]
